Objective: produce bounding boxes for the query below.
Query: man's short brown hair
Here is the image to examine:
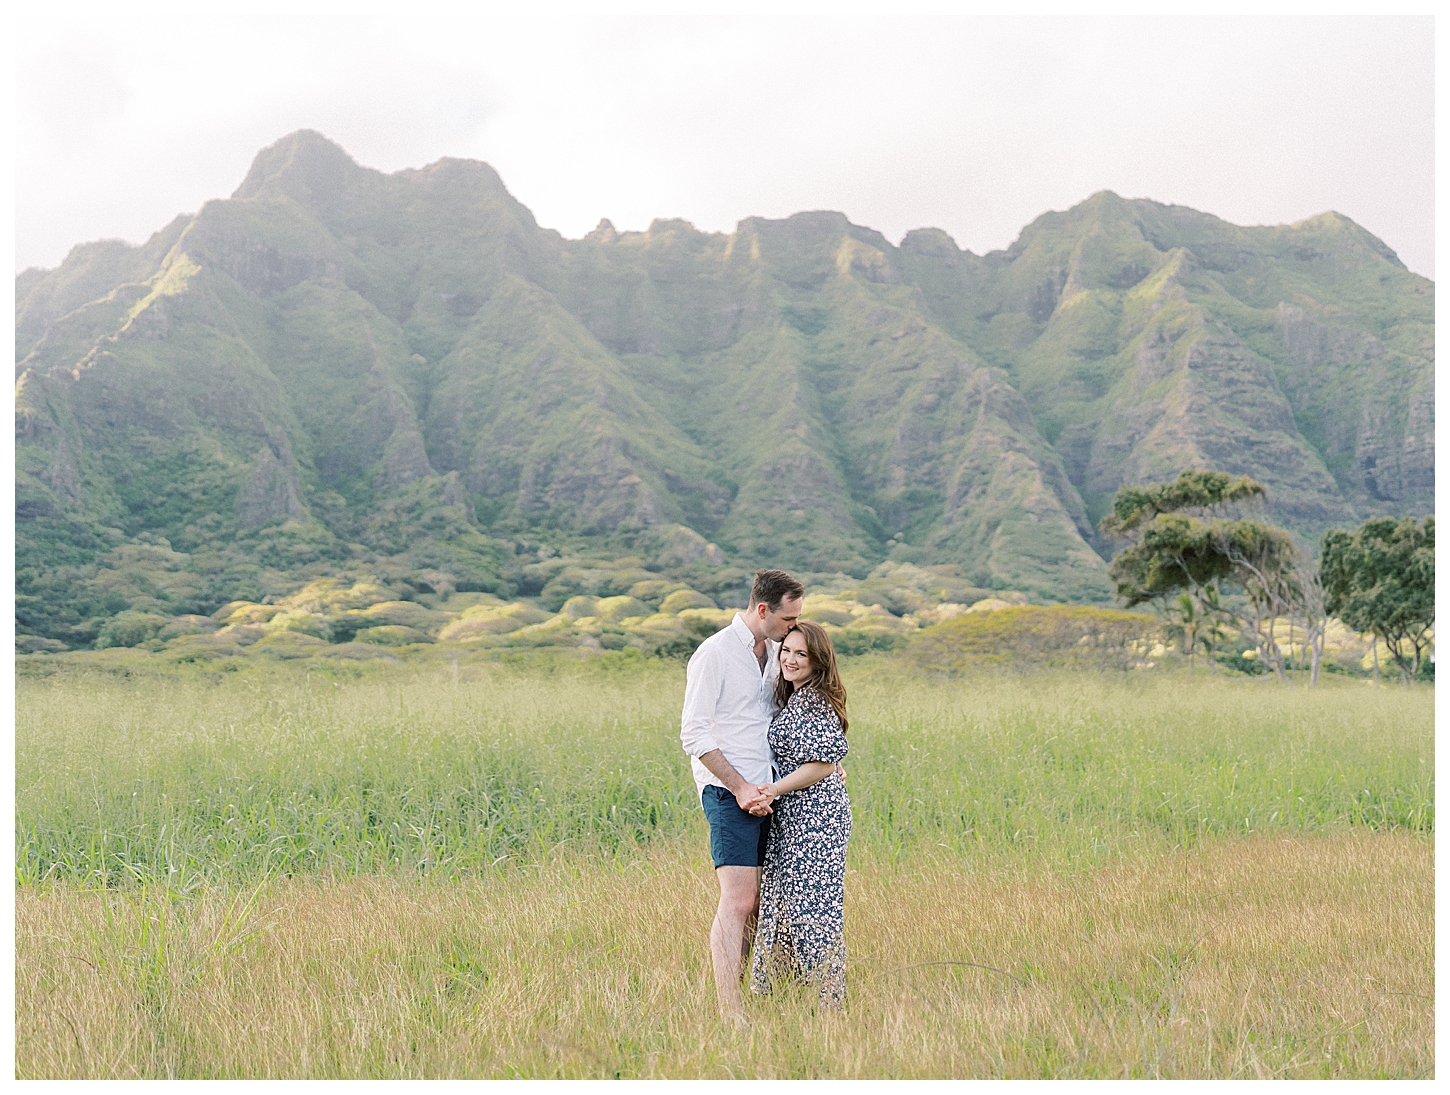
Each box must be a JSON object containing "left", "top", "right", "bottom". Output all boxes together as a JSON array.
[{"left": 749, "top": 568, "right": 805, "bottom": 611}]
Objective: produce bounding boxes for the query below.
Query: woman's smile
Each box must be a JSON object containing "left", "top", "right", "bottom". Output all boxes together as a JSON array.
[{"left": 780, "top": 635, "right": 811, "bottom": 681}]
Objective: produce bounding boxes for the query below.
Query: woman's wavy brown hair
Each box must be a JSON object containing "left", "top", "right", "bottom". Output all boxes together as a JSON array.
[{"left": 773, "top": 620, "right": 848, "bottom": 733}]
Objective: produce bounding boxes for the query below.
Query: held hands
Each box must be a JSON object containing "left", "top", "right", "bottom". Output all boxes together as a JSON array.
[
  {"left": 736, "top": 784, "right": 774, "bottom": 816},
  {"left": 742, "top": 783, "right": 776, "bottom": 816},
  {"left": 744, "top": 765, "right": 842, "bottom": 815}
]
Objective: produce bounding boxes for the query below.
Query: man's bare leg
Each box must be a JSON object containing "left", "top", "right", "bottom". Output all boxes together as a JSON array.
[{"left": 710, "top": 865, "right": 760, "bottom": 1023}]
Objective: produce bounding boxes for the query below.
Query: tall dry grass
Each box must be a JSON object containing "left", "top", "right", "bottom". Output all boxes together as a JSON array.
[{"left": 16, "top": 832, "right": 1431, "bottom": 1078}]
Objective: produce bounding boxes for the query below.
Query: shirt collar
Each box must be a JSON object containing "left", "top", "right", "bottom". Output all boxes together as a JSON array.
[
  {"left": 731, "top": 612, "right": 779, "bottom": 651},
  {"left": 730, "top": 612, "right": 758, "bottom": 649},
  {"left": 731, "top": 613, "right": 779, "bottom": 678}
]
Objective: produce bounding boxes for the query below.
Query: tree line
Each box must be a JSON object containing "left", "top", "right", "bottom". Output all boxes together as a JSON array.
[{"left": 1102, "top": 471, "right": 1434, "bottom": 685}]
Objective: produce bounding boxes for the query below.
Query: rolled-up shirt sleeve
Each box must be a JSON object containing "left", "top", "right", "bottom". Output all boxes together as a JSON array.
[{"left": 680, "top": 645, "right": 724, "bottom": 759}]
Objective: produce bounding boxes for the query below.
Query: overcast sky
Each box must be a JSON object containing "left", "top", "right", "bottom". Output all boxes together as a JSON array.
[{"left": 15, "top": 8, "right": 1435, "bottom": 277}]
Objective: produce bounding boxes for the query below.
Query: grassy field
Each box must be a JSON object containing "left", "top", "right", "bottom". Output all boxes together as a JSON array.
[{"left": 14, "top": 657, "right": 1435, "bottom": 1078}]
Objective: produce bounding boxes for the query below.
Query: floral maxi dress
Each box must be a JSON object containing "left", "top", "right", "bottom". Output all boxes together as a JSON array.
[{"left": 750, "top": 685, "right": 852, "bottom": 1008}]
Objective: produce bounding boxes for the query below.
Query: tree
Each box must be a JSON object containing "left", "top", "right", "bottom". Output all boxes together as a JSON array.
[
  {"left": 1102, "top": 471, "right": 1300, "bottom": 683},
  {"left": 1321, "top": 517, "right": 1435, "bottom": 684},
  {"left": 1212, "top": 518, "right": 1303, "bottom": 685},
  {"left": 1289, "top": 552, "right": 1327, "bottom": 685},
  {"left": 1099, "top": 470, "right": 1266, "bottom": 538}
]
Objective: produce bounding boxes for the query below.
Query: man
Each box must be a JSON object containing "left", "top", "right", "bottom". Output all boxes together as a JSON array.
[{"left": 680, "top": 568, "right": 804, "bottom": 1024}]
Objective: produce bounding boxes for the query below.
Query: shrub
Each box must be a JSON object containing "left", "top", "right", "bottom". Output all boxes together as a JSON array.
[
  {"left": 628, "top": 580, "right": 690, "bottom": 607},
  {"left": 559, "top": 596, "right": 601, "bottom": 620},
  {"left": 828, "top": 627, "right": 904, "bottom": 656},
  {"left": 355, "top": 625, "right": 431, "bottom": 646},
  {"left": 94, "top": 612, "right": 170, "bottom": 649},
  {"left": 658, "top": 589, "right": 716, "bottom": 614},
  {"left": 264, "top": 608, "right": 333, "bottom": 641},
  {"left": 539, "top": 567, "right": 653, "bottom": 610},
  {"left": 595, "top": 596, "right": 651, "bottom": 622},
  {"left": 907, "top": 605, "right": 1161, "bottom": 674},
  {"left": 157, "top": 614, "right": 220, "bottom": 640}
]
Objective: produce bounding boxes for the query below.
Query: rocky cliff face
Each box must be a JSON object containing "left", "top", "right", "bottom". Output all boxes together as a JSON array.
[{"left": 15, "top": 131, "right": 1433, "bottom": 641}]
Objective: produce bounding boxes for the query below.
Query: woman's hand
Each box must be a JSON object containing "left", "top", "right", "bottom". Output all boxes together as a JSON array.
[{"left": 747, "top": 783, "right": 775, "bottom": 815}]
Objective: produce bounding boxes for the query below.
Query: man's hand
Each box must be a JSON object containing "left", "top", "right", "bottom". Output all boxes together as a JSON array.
[
  {"left": 745, "top": 783, "right": 775, "bottom": 816},
  {"left": 736, "top": 784, "right": 772, "bottom": 815}
]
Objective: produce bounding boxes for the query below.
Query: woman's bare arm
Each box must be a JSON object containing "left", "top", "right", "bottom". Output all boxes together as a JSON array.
[{"left": 763, "top": 761, "right": 836, "bottom": 798}]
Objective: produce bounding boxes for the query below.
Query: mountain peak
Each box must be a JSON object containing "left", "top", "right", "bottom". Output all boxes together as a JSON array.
[
  {"left": 900, "top": 227, "right": 962, "bottom": 257},
  {"left": 232, "top": 129, "right": 372, "bottom": 206},
  {"left": 1305, "top": 212, "right": 1411, "bottom": 271},
  {"left": 586, "top": 218, "right": 617, "bottom": 241}
]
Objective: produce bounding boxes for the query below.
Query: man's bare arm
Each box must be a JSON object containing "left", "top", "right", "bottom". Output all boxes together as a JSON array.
[{"left": 697, "top": 749, "right": 771, "bottom": 813}]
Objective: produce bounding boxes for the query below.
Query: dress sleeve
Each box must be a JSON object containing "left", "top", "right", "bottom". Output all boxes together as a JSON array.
[{"left": 794, "top": 688, "right": 848, "bottom": 764}]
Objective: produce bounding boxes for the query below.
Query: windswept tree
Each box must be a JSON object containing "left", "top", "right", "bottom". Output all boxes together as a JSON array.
[
  {"left": 1321, "top": 517, "right": 1435, "bottom": 684},
  {"left": 1099, "top": 470, "right": 1267, "bottom": 538},
  {"left": 1216, "top": 519, "right": 1327, "bottom": 684},
  {"left": 1101, "top": 471, "right": 1302, "bottom": 682}
]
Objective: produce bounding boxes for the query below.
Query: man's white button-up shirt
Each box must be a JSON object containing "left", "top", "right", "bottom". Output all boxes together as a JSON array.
[{"left": 680, "top": 612, "right": 779, "bottom": 800}]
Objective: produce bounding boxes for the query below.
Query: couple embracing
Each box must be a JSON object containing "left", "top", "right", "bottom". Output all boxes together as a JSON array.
[{"left": 680, "top": 569, "right": 852, "bottom": 1023}]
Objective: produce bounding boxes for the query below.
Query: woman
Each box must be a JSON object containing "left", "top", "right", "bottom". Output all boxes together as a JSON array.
[{"left": 749, "top": 619, "right": 852, "bottom": 1009}]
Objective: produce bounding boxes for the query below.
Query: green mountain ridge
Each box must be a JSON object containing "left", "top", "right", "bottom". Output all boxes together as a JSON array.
[{"left": 16, "top": 131, "right": 1433, "bottom": 647}]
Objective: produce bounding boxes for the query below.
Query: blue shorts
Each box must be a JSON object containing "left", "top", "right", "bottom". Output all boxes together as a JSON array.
[{"left": 701, "top": 785, "right": 771, "bottom": 869}]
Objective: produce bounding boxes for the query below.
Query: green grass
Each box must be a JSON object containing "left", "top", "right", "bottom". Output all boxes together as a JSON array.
[{"left": 16, "top": 659, "right": 1432, "bottom": 889}]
